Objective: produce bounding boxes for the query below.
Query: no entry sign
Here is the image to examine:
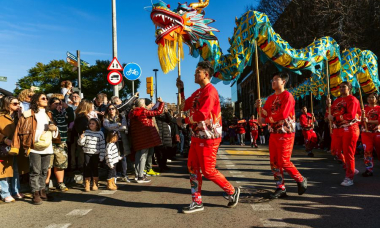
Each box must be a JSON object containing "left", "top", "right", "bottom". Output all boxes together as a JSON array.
[{"left": 107, "top": 71, "right": 123, "bottom": 85}]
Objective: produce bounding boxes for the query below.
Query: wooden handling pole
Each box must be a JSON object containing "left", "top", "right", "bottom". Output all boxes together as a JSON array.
[
  {"left": 254, "top": 39, "right": 262, "bottom": 126},
  {"left": 310, "top": 78, "right": 314, "bottom": 115},
  {"left": 355, "top": 75, "right": 368, "bottom": 131},
  {"left": 326, "top": 59, "right": 333, "bottom": 134},
  {"left": 177, "top": 40, "right": 181, "bottom": 113}
]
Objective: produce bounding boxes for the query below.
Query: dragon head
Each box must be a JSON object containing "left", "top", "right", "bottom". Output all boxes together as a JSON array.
[{"left": 150, "top": 0, "right": 219, "bottom": 73}]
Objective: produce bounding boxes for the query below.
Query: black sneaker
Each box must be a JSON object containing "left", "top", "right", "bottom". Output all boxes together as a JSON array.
[
  {"left": 254, "top": 144, "right": 258, "bottom": 148},
  {"left": 270, "top": 188, "right": 287, "bottom": 199},
  {"left": 227, "top": 187, "right": 240, "bottom": 208},
  {"left": 182, "top": 202, "right": 204, "bottom": 214},
  {"left": 136, "top": 176, "right": 151, "bottom": 183},
  {"left": 251, "top": 143, "right": 254, "bottom": 148},
  {"left": 362, "top": 170, "right": 373, "bottom": 177},
  {"left": 297, "top": 177, "right": 307, "bottom": 195}
]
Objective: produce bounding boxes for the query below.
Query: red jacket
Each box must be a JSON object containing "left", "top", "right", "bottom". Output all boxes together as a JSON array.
[
  {"left": 331, "top": 95, "right": 360, "bottom": 128},
  {"left": 299, "top": 113, "right": 314, "bottom": 131},
  {"left": 260, "top": 91, "right": 296, "bottom": 134},
  {"left": 181, "top": 83, "right": 222, "bottom": 143},
  {"left": 236, "top": 120, "right": 246, "bottom": 134},
  {"left": 249, "top": 119, "right": 259, "bottom": 131},
  {"left": 362, "top": 105, "right": 380, "bottom": 132},
  {"left": 129, "top": 102, "right": 164, "bottom": 151}
]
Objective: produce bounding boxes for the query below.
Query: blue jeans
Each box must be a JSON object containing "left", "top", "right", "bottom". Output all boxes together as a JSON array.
[{"left": 0, "top": 157, "right": 21, "bottom": 199}]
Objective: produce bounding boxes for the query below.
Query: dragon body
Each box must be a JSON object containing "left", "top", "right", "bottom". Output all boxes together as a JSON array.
[{"left": 150, "top": 0, "right": 379, "bottom": 99}]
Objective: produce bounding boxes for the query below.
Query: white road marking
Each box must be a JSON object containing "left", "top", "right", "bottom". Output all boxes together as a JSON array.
[
  {"left": 86, "top": 198, "right": 106, "bottom": 203},
  {"left": 66, "top": 209, "right": 92, "bottom": 216},
  {"left": 45, "top": 224, "right": 71, "bottom": 228},
  {"left": 251, "top": 204, "right": 274, "bottom": 211},
  {"left": 99, "top": 190, "right": 117, "bottom": 195},
  {"left": 230, "top": 171, "right": 242, "bottom": 173},
  {"left": 260, "top": 218, "right": 287, "bottom": 227},
  {"left": 232, "top": 175, "right": 245, "bottom": 177}
]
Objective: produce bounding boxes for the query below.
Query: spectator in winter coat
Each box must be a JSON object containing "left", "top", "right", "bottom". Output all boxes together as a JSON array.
[
  {"left": 155, "top": 109, "right": 173, "bottom": 171},
  {"left": 129, "top": 97, "right": 164, "bottom": 183}
]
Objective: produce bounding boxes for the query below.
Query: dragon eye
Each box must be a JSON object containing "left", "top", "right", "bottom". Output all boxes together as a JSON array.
[{"left": 178, "top": 9, "right": 184, "bottom": 14}]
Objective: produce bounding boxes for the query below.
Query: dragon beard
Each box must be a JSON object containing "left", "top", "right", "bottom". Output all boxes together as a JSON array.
[{"left": 158, "top": 33, "right": 184, "bottom": 74}]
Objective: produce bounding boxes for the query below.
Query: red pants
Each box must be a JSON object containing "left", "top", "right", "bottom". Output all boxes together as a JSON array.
[
  {"left": 302, "top": 130, "right": 318, "bottom": 152},
  {"left": 269, "top": 133, "right": 304, "bottom": 190},
  {"left": 330, "top": 129, "right": 344, "bottom": 162},
  {"left": 362, "top": 132, "right": 380, "bottom": 172},
  {"left": 332, "top": 125, "right": 360, "bottom": 179},
  {"left": 188, "top": 140, "right": 234, "bottom": 204},
  {"left": 250, "top": 130, "right": 258, "bottom": 144}
]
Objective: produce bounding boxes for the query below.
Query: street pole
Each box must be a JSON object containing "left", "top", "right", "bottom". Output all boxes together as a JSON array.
[
  {"left": 153, "top": 69, "right": 158, "bottom": 101},
  {"left": 77, "top": 50, "right": 82, "bottom": 98},
  {"left": 112, "top": 0, "right": 119, "bottom": 97}
]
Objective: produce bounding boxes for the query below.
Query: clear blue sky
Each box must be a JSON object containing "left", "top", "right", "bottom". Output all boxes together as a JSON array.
[{"left": 0, "top": 0, "right": 258, "bottom": 102}]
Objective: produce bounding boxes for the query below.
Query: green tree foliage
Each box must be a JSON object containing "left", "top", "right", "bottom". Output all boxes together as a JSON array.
[
  {"left": 15, "top": 59, "right": 140, "bottom": 100},
  {"left": 220, "top": 95, "right": 234, "bottom": 122}
]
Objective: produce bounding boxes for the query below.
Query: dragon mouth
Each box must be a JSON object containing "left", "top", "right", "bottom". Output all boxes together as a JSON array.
[{"left": 151, "top": 9, "right": 184, "bottom": 44}]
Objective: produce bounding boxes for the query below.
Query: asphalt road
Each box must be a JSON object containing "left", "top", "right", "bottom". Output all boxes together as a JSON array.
[{"left": 2, "top": 144, "right": 380, "bottom": 228}]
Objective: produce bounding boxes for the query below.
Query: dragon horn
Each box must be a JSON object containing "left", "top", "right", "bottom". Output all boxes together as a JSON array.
[{"left": 189, "top": 0, "right": 210, "bottom": 13}]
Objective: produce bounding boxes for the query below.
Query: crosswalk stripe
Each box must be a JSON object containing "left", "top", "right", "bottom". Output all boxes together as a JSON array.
[
  {"left": 260, "top": 218, "right": 287, "bottom": 227},
  {"left": 66, "top": 209, "right": 92, "bottom": 216},
  {"left": 251, "top": 204, "right": 274, "bottom": 211},
  {"left": 99, "top": 190, "right": 117, "bottom": 195},
  {"left": 45, "top": 224, "right": 71, "bottom": 228}
]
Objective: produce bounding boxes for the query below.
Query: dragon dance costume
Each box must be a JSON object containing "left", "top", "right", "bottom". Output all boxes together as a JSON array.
[
  {"left": 249, "top": 119, "right": 259, "bottom": 147},
  {"left": 361, "top": 105, "right": 380, "bottom": 174},
  {"left": 259, "top": 91, "right": 304, "bottom": 190},
  {"left": 330, "top": 95, "right": 361, "bottom": 180},
  {"left": 299, "top": 113, "right": 318, "bottom": 155},
  {"left": 181, "top": 83, "right": 235, "bottom": 204}
]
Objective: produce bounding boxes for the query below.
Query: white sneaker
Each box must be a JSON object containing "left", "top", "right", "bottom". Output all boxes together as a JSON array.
[
  {"left": 341, "top": 178, "right": 354, "bottom": 187},
  {"left": 354, "top": 169, "right": 359, "bottom": 175}
]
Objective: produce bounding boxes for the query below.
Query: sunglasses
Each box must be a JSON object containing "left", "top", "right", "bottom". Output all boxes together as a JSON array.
[
  {"left": 11, "top": 102, "right": 20, "bottom": 106},
  {"left": 40, "top": 97, "right": 47, "bottom": 101}
]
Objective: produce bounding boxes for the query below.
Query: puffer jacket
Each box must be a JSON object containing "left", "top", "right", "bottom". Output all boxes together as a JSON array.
[
  {"left": 129, "top": 102, "right": 164, "bottom": 151},
  {"left": 10, "top": 109, "right": 61, "bottom": 155},
  {"left": 155, "top": 112, "right": 172, "bottom": 147}
]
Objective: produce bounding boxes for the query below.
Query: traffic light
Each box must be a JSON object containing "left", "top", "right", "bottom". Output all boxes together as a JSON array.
[{"left": 146, "top": 76, "right": 154, "bottom": 97}]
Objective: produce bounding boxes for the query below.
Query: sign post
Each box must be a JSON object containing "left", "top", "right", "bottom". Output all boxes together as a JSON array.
[
  {"left": 123, "top": 63, "right": 142, "bottom": 96},
  {"left": 0, "top": 76, "right": 7, "bottom": 82}
]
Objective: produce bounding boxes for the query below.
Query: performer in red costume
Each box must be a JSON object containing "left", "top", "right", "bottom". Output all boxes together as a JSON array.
[
  {"left": 176, "top": 61, "right": 240, "bottom": 214},
  {"left": 256, "top": 72, "right": 307, "bottom": 199},
  {"left": 328, "top": 81, "right": 361, "bottom": 186},
  {"left": 236, "top": 119, "right": 247, "bottom": 146},
  {"left": 361, "top": 93, "right": 380, "bottom": 177},
  {"left": 299, "top": 106, "right": 318, "bottom": 157},
  {"left": 249, "top": 115, "right": 259, "bottom": 148}
]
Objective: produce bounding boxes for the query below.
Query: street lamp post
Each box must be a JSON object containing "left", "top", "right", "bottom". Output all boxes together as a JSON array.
[
  {"left": 153, "top": 69, "right": 158, "bottom": 101},
  {"left": 112, "top": 0, "right": 119, "bottom": 97}
]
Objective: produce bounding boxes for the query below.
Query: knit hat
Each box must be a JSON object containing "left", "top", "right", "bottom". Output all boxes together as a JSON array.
[{"left": 144, "top": 98, "right": 152, "bottom": 106}]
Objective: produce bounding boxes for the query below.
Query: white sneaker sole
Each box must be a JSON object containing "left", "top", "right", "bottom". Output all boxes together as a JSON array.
[
  {"left": 182, "top": 207, "right": 204, "bottom": 214},
  {"left": 136, "top": 180, "right": 151, "bottom": 183},
  {"left": 341, "top": 182, "right": 353, "bottom": 186}
]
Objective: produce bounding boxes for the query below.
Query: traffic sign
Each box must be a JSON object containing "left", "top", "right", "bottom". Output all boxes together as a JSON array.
[
  {"left": 107, "top": 57, "right": 123, "bottom": 71},
  {"left": 66, "top": 51, "right": 90, "bottom": 67},
  {"left": 123, "top": 63, "right": 142, "bottom": 81},
  {"left": 0, "top": 76, "right": 7, "bottom": 82},
  {"left": 107, "top": 71, "right": 123, "bottom": 85}
]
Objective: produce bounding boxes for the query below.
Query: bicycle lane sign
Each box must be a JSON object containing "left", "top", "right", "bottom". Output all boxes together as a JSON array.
[{"left": 123, "top": 63, "right": 142, "bottom": 81}]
